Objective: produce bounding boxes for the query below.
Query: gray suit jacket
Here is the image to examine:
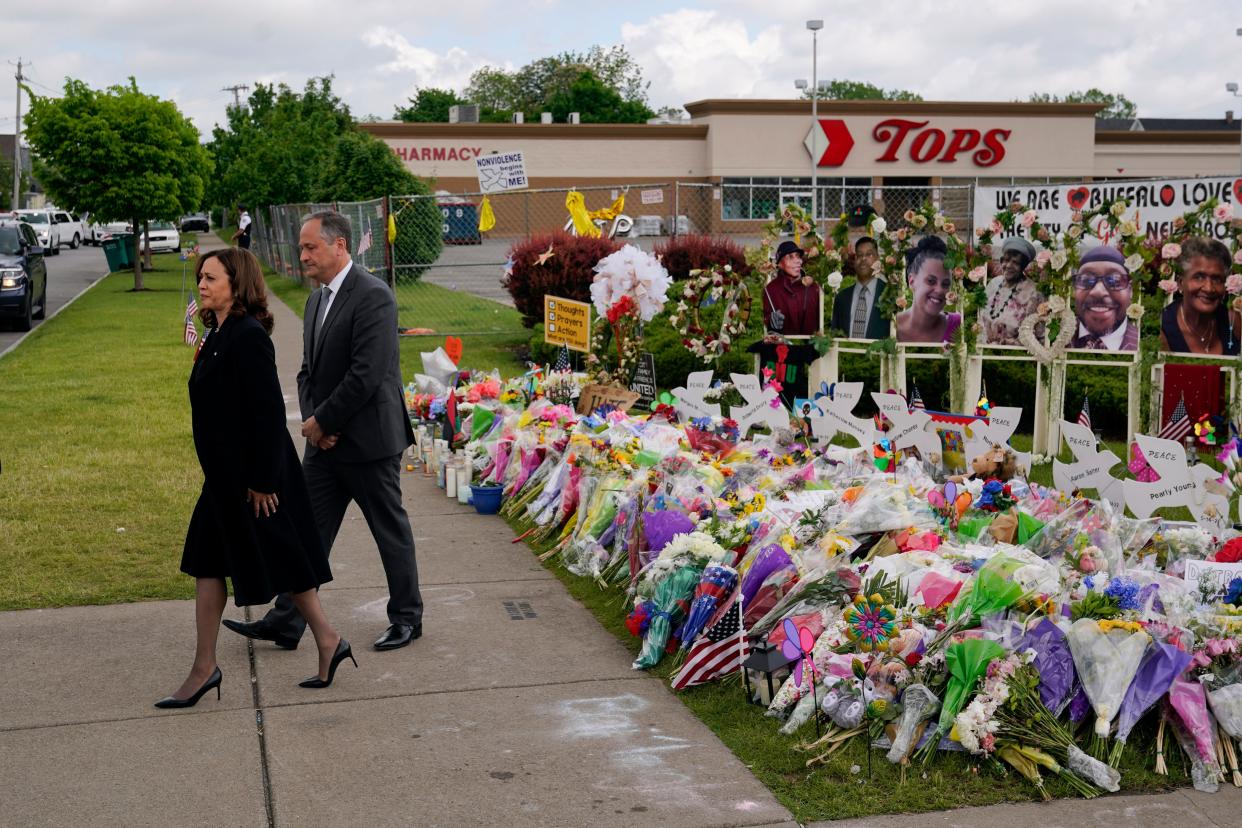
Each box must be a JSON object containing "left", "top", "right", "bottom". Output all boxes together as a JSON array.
[{"left": 297, "top": 263, "right": 414, "bottom": 463}]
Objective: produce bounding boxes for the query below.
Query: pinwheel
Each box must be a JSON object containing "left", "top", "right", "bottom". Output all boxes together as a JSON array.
[
  {"left": 843, "top": 592, "right": 898, "bottom": 652},
  {"left": 780, "top": 617, "right": 819, "bottom": 689}
]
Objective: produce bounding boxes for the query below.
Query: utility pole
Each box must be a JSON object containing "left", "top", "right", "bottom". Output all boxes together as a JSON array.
[
  {"left": 221, "top": 84, "right": 250, "bottom": 110},
  {"left": 11, "top": 57, "right": 24, "bottom": 210}
]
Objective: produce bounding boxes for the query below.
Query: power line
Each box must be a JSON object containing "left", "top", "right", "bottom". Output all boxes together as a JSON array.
[{"left": 222, "top": 84, "right": 250, "bottom": 109}]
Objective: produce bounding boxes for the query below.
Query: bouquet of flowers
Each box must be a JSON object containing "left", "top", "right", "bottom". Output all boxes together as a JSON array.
[
  {"left": 632, "top": 563, "right": 702, "bottom": 670},
  {"left": 1064, "top": 618, "right": 1151, "bottom": 755},
  {"left": 1108, "top": 639, "right": 1192, "bottom": 766}
]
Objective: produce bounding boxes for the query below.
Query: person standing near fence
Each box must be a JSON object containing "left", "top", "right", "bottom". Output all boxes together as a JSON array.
[
  {"left": 231, "top": 205, "right": 252, "bottom": 250},
  {"left": 222, "top": 210, "right": 424, "bottom": 653}
]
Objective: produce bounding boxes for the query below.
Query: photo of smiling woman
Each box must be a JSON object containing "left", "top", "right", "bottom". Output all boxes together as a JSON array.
[
  {"left": 896, "top": 236, "right": 961, "bottom": 344},
  {"left": 1159, "top": 237, "right": 1240, "bottom": 355}
]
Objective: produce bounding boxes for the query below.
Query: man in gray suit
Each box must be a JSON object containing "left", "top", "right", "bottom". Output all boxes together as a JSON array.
[{"left": 224, "top": 211, "right": 423, "bottom": 651}]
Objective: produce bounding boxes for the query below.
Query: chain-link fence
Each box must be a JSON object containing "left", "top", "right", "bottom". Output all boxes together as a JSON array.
[{"left": 247, "top": 182, "right": 968, "bottom": 336}]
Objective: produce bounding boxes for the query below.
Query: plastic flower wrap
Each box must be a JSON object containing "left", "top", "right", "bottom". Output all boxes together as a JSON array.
[
  {"left": 944, "top": 553, "right": 1029, "bottom": 630},
  {"left": 676, "top": 564, "right": 738, "bottom": 647},
  {"left": 916, "top": 638, "right": 1006, "bottom": 762},
  {"left": 632, "top": 563, "right": 701, "bottom": 670},
  {"left": 1109, "top": 640, "right": 1192, "bottom": 765},
  {"left": 833, "top": 477, "right": 939, "bottom": 535},
  {"left": 1015, "top": 617, "right": 1077, "bottom": 715},
  {"left": 886, "top": 684, "right": 940, "bottom": 764},
  {"left": 590, "top": 244, "right": 671, "bottom": 323},
  {"left": 1064, "top": 618, "right": 1151, "bottom": 739},
  {"left": 1207, "top": 682, "right": 1242, "bottom": 739},
  {"left": 641, "top": 505, "right": 696, "bottom": 557},
  {"left": 1169, "top": 674, "right": 1220, "bottom": 765}
]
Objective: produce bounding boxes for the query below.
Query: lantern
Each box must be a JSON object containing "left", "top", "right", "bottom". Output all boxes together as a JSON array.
[{"left": 742, "top": 639, "right": 795, "bottom": 707}]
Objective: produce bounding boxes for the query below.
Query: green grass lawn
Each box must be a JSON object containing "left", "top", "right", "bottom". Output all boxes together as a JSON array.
[{"left": 0, "top": 254, "right": 204, "bottom": 609}]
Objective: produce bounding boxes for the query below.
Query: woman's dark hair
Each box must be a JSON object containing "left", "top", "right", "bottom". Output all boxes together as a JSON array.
[
  {"left": 905, "top": 235, "right": 947, "bottom": 277},
  {"left": 1178, "top": 236, "right": 1231, "bottom": 276},
  {"left": 196, "top": 248, "right": 274, "bottom": 334}
]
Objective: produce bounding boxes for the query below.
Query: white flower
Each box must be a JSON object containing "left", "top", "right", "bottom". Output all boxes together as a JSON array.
[
  {"left": 1118, "top": 220, "right": 1139, "bottom": 238},
  {"left": 1124, "top": 253, "right": 1145, "bottom": 273},
  {"left": 870, "top": 217, "right": 887, "bottom": 235},
  {"left": 1067, "top": 224, "right": 1083, "bottom": 239},
  {"left": 591, "top": 244, "right": 672, "bottom": 322},
  {"left": 826, "top": 271, "right": 843, "bottom": 289},
  {"left": 1047, "top": 295, "right": 1066, "bottom": 314},
  {"left": 1050, "top": 250, "right": 1068, "bottom": 271},
  {"left": 1110, "top": 201, "right": 1127, "bottom": 218}
]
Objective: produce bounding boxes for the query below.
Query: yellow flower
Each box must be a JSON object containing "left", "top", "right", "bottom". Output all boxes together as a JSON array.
[
  {"left": 1098, "top": 619, "right": 1144, "bottom": 634},
  {"left": 779, "top": 533, "right": 796, "bottom": 550}
]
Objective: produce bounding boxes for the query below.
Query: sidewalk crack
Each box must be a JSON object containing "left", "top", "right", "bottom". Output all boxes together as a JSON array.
[{"left": 243, "top": 607, "right": 277, "bottom": 828}]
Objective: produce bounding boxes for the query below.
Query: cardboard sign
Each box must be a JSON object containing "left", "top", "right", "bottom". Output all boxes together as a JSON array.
[
  {"left": 671, "top": 370, "right": 722, "bottom": 421},
  {"left": 965, "top": 405, "right": 1032, "bottom": 480},
  {"left": 475, "top": 151, "right": 528, "bottom": 193},
  {"left": 1183, "top": 559, "right": 1242, "bottom": 602},
  {"left": 871, "top": 393, "right": 942, "bottom": 460},
  {"left": 1123, "top": 434, "right": 1233, "bottom": 536},
  {"left": 544, "top": 295, "right": 592, "bottom": 353},
  {"left": 728, "top": 373, "right": 789, "bottom": 433},
  {"left": 1052, "top": 420, "right": 1124, "bottom": 507},
  {"left": 640, "top": 188, "right": 664, "bottom": 205},
  {"left": 576, "top": 384, "right": 640, "bottom": 415},
  {"left": 808, "top": 381, "right": 875, "bottom": 446},
  {"left": 629, "top": 352, "right": 657, "bottom": 409}
]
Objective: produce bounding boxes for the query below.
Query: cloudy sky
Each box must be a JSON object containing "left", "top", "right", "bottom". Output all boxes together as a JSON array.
[{"left": 2, "top": 0, "right": 1241, "bottom": 139}]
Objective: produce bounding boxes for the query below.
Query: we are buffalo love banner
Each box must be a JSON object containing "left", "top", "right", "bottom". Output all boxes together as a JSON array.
[{"left": 974, "top": 176, "right": 1241, "bottom": 241}]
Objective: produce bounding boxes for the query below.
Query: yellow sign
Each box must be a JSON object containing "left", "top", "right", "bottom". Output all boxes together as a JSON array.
[{"left": 544, "top": 295, "right": 592, "bottom": 353}]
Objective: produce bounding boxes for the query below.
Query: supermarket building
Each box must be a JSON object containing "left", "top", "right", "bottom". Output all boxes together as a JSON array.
[{"left": 360, "top": 99, "right": 1242, "bottom": 235}]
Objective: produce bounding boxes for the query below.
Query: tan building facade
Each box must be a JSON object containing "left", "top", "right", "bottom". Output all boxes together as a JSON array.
[{"left": 359, "top": 99, "right": 1242, "bottom": 236}]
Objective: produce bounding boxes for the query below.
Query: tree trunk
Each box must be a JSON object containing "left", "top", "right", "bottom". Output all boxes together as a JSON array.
[
  {"left": 132, "top": 215, "right": 144, "bottom": 291},
  {"left": 143, "top": 220, "right": 153, "bottom": 270}
]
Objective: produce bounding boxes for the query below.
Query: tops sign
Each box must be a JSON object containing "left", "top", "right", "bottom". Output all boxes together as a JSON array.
[{"left": 805, "top": 118, "right": 1011, "bottom": 168}]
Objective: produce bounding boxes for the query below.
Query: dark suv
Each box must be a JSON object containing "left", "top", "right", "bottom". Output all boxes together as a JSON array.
[
  {"left": 0, "top": 219, "right": 49, "bottom": 331},
  {"left": 180, "top": 213, "right": 210, "bottom": 232}
]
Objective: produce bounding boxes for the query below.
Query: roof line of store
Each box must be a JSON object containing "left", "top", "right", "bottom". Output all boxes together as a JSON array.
[
  {"left": 358, "top": 122, "right": 709, "bottom": 139},
  {"left": 683, "top": 99, "right": 1106, "bottom": 117}
]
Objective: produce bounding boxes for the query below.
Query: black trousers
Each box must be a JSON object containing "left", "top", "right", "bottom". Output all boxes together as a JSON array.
[{"left": 262, "top": 452, "right": 422, "bottom": 638}]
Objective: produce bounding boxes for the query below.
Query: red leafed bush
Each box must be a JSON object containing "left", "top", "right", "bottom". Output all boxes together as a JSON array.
[
  {"left": 503, "top": 232, "right": 622, "bottom": 327},
  {"left": 652, "top": 235, "right": 752, "bottom": 282}
]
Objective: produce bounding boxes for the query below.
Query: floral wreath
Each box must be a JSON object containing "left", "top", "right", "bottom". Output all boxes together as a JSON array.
[
  {"left": 749, "top": 203, "right": 847, "bottom": 294},
  {"left": 668, "top": 263, "right": 753, "bottom": 363}
]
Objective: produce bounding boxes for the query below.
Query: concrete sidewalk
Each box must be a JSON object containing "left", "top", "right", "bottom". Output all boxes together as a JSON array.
[
  {"left": 2, "top": 260, "right": 1240, "bottom": 826},
  {"left": 0, "top": 280, "right": 794, "bottom": 828}
]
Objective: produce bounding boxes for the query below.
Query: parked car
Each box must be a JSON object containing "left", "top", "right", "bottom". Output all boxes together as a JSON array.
[
  {"left": 0, "top": 219, "right": 49, "bottom": 331},
  {"left": 14, "top": 209, "right": 60, "bottom": 254},
  {"left": 86, "top": 218, "right": 131, "bottom": 245},
  {"left": 52, "top": 210, "right": 85, "bottom": 249},
  {"left": 180, "top": 213, "right": 210, "bottom": 232},
  {"left": 141, "top": 221, "right": 181, "bottom": 253}
]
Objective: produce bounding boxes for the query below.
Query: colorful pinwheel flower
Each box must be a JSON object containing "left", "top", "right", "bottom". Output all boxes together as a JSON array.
[{"left": 843, "top": 593, "right": 898, "bottom": 652}]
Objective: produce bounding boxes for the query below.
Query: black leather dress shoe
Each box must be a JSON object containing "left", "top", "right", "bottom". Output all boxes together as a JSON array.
[
  {"left": 221, "top": 618, "right": 300, "bottom": 650},
  {"left": 374, "top": 623, "right": 422, "bottom": 651}
]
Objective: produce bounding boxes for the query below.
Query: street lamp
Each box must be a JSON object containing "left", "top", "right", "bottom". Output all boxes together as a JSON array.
[
  {"left": 1228, "top": 82, "right": 1242, "bottom": 174},
  {"left": 807, "top": 19, "right": 823, "bottom": 226}
]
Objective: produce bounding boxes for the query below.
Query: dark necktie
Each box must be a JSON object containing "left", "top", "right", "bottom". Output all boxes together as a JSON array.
[{"left": 314, "top": 288, "right": 331, "bottom": 347}]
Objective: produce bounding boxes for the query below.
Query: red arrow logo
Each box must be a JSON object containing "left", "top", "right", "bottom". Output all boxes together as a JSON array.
[{"left": 817, "top": 119, "right": 854, "bottom": 166}]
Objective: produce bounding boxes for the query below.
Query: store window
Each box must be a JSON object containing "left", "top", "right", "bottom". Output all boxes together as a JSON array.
[{"left": 721, "top": 176, "right": 871, "bottom": 220}]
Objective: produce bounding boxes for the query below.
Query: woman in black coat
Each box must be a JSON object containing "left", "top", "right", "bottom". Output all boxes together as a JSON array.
[{"left": 156, "top": 249, "right": 354, "bottom": 708}]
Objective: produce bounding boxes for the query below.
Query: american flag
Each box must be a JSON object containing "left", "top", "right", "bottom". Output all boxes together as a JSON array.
[
  {"left": 357, "top": 228, "right": 372, "bottom": 257},
  {"left": 552, "top": 344, "right": 571, "bottom": 372},
  {"left": 909, "top": 384, "right": 926, "bottom": 411},
  {"left": 670, "top": 597, "right": 749, "bottom": 690},
  {"left": 1157, "top": 395, "right": 1192, "bottom": 442},
  {"left": 184, "top": 299, "right": 198, "bottom": 346},
  {"left": 1076, "top": 394, "right": 1091, "bottom": 431}
]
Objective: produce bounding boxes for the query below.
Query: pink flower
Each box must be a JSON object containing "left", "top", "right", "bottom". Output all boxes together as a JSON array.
[
  {"left": 1233, "top": 250, "right": 1242, "bottom": 265},
  {"left": 1161, "top": 242, "right": 1182, "bottom": 260},
  {"left": 989, "top": 219, "right": 1003, "bottom": 235},
  {"left": 1035, "top": 250, "right": 1052, "bottom": 266},
  {"left": 1214, "top": 203, "right": 1234, "bottom": 221},
  {"left": 1078, "top": 552, "right": 1097, "bottom": 573},
  {"left": 1227, "top": 273, "right": 1242, "bottom": 295},
  {"left": 1191, "top": 650, "right": 1212, "bottom": 669},
  {"left": 1020, "top": 211, "right": 1038, "bottom": 228},
  {"left": 1158, "top": 278, "right": 1178, "bottom": 295},
  {"left": 968, "top": 266, "right": 986, "bottom": 283}
]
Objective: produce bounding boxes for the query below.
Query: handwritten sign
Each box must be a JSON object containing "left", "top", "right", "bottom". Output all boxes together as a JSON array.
[
  {"left": 1123, "top": 434, "right": 1233, "bottom": 537},
  {"left": 576, "top": 384, "right": 641, "bottom": 415},
  {"left": 1052, "top": 420, "right": 1124, "bottom": 507},
  {"left": 871, "top": 393, "right": 942, "bottom": 460},
  {"left": 629, "top": 352, "right": 657, "bottom": 409},
  {"left": 640, "top": 188, "right": 664, "bottom": 205},
  {"left": 728, "top": 373, "right": 789, "bottom": 433},
  {"left": 544, "top": 295, "right": 592, "bottom": 352},
  {"left": 809, "top": 381, "right": 875, "bottom": 446},
  {"left": 671, "top": 370, "right": 721, "bottom": 421},
  {"left": 475, "top": 151, "right": 528, "bottom": 193},
  {"left": 1183, "top": 560, "right": 1242, "bottom": 602}
]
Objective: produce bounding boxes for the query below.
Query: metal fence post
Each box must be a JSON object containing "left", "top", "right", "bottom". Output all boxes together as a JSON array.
[{"left": 673, "top": 182, "right": 680, "bottom": 239}]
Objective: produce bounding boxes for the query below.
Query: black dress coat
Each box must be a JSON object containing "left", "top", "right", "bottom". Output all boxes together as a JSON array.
[{"left": 181, "top": 314, "right": 332, "bottom": 606}]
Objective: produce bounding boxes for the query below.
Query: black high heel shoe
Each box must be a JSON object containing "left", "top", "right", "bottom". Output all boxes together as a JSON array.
[
  {"left": 299, "top": 639, "right": 357, "bottom": 689},
  {"left": 154, "top": 666, "right": 222, "bottom": 709}
]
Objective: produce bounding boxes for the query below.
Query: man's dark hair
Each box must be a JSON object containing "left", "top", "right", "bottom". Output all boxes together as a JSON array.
[
  {"left": 855, "top": 236, "right": 878, "bottom": 252},
  {"left": 304, "top": 210, "right": 352, "bottom": 252}
]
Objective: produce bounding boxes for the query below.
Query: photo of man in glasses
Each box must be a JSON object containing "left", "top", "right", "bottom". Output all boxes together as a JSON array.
[{"left": 1070, "top": 246, "right": 1138, "bottom": 351}]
